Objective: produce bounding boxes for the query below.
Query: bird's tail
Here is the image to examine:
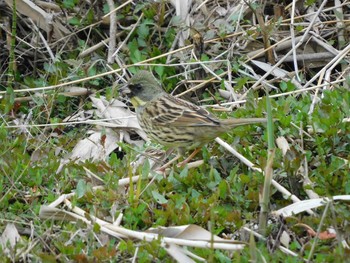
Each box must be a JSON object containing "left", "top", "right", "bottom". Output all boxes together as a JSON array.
[{"left": 221, "top": 118, "right": 267, "bottom": 128}]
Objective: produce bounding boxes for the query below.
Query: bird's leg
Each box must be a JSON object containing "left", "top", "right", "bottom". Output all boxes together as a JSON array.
[
  {"left": 177, "top": 148, "right": 201, "bottom": 167},
  {"left": 156, "top": 153, "right": 182, "bottom": 172},
  {"left": 156, "top": 148, "right": 202, "bottom": 171}
]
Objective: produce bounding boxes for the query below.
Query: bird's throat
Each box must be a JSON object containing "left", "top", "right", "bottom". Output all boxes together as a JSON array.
[{"left": 131, "top": 97, "right": 147, "bottom": 107}]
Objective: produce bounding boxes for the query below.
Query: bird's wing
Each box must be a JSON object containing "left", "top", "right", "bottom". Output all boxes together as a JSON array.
[{"left": 147, "top": 95, "right": 221, "bottom": 127}]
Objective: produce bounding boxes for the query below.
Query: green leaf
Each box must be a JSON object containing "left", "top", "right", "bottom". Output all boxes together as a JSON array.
[
  {"left": 138, "top": 23, "right": 149, "bottom": 39},
  {"left": 3, "top": 87, "right": 15, "bottom": 113},
  {"left": 57, "top": 94, "right": 66, "bottom": 103},
  {"left": 154, "top": 66, "right": 164, "bottom": 78},
  {"left": 128, "top": 39, "right": 144, "bottom": 63},
  {"left": 76, "top": 179, "right": 87, "bottom": 198},
  {"left": 141, "top": 159, "right": 150, "bottom": 178},
  {"left": 63, "top": 0, "right": 77, "bottom": 9},
  {"left": 179, "top": 165, "right": 189, "bottom": 178},
  {"left": 137, "top": 38, "right": 147, "bottom": 47},
  {"left": 174, "top": 195, "right": 186, "bottom": 209},
  {"left": 93, "top": 222, "right": 101, "bottom": 233},
  {"left": 68, "top": 17, "right": 81, "bottom": 26},
  {"left": 151, "top": 190, "right": 168, "bottom": 204},
  {"left": 86, "top": 9, "right": 95, "bottom": 24},
  {"left": 218, "top": 180, "right": 228, "bottom": 199},
  {"left": 234, "top": 77, "right": 249, "bottom": 91}
]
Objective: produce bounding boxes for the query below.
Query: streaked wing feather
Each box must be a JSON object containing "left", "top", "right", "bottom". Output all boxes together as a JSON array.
[{"left": 148, "top": 95, "right": 221, "bottom": 127}]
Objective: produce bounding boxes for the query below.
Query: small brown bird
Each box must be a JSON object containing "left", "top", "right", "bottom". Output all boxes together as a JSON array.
[{"left": 121, "top": 70, "right": 267, "bottom": 165}]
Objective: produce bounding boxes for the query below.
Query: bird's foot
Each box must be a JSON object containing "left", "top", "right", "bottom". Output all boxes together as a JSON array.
[
  {"left": 177, "top": 148, "right": 201, "bottom": 167},
  {"left": 156, "top": 154, "right": 181, "bottom": 172}
]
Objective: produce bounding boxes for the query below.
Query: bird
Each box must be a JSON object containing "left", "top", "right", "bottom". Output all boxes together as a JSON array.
[{"left": 120, "top": 70, "right": 267, "bottom": 167}]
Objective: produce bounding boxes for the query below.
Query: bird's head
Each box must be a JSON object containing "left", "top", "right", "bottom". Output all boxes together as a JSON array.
[{"left": 120, "top": 70, "right": 165, "bottom": 107}]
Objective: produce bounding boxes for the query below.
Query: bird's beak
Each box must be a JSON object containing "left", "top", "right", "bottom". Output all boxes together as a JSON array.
[
  {"left": 119, "top": 84, "right": 131, "bottom": 97},
  {"left": 119, "top": 84, "right": 145, "bottom": 107}
]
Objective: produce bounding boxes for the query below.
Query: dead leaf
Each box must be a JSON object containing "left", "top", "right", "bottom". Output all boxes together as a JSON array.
[{"left": 0, "top": 223, "right": 22, "bottom": 256}]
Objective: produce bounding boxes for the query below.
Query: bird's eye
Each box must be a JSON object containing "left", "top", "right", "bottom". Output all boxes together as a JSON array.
[{"left": 130, "top": 84, "right": 142, "bottom": 92}]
